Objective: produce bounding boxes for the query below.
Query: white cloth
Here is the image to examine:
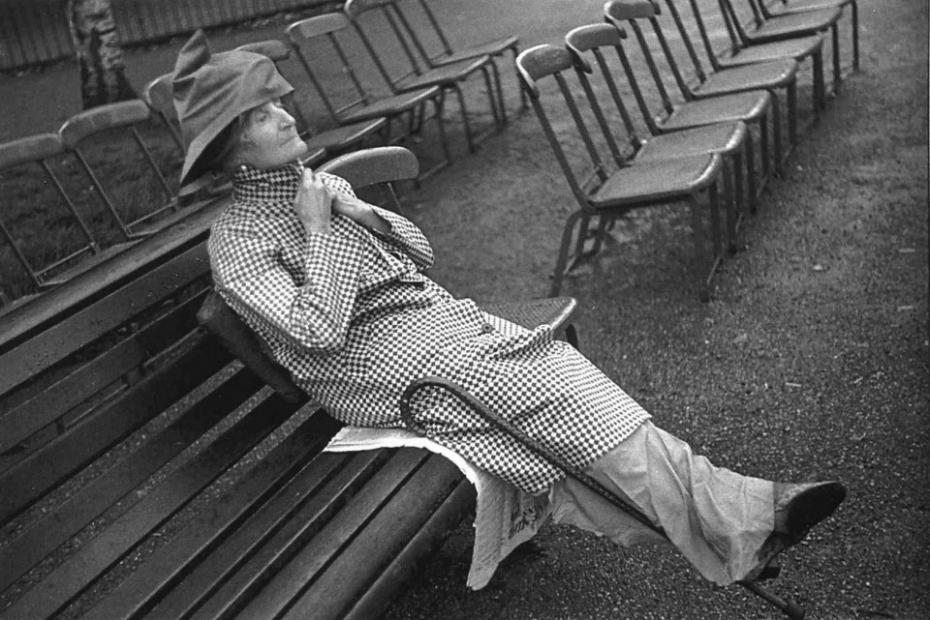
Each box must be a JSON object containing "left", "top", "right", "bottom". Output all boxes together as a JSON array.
[{"left": 324, "top": 426, "right": 551, "bottom": 590}]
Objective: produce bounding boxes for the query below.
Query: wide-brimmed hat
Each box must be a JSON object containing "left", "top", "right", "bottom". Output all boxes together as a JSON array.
[{"left": 172, "top": 30, "right": 293, "bottom": 186}]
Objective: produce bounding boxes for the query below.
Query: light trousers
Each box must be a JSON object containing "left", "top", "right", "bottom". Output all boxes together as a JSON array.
[{"left": 550, "top": 421, "right": 774, "bottom": 585}]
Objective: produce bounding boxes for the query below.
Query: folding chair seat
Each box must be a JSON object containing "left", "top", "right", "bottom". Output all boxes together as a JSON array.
[
  {"left": 388, "top": 0, "right": 521, "bottom": 117},
  {"left": 605, "top": 0, "right": 797, "bottom": 176},
  {"left": 58, "top": 100, "right": 187, "bottom": 240},
  {"left": 680, "top": 0, "right": 828, "bottom": 115},
  {"left": 602, "top": 1, "right": 775, "bottom": 202},
  {"left": 719, "top": 0, "right": 843, "bottom": 92},
  {"left": 517, "top": 44, "right": 726, "bottom": 301},
  {"left": 565, "top": 23, "right": 748, "bottom": 251},
  {"left": 343, "top": 0, "right": 503, "bottom": 154},
  {"left": 0, "top": 133, "right": 133, "bottom": 306},
  {"left": 286, "top": 13, "right": 451, "bottom": 180},
  {"left": 234, "top": 39, "right": 385, "bottom": 162}
]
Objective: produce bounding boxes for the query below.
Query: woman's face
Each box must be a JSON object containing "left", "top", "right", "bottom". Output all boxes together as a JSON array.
[{"left": 236, "top": 99, "right": 308, "bottom": 170}]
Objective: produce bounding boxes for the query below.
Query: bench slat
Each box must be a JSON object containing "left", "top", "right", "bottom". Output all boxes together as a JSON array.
[
  {"left": 0, "top": 242, "right": 209, "bottom": 395},
  {"left": 4, "top": 391, "right": 302, "bottom": 619},
  {"left": 0, "top": 365, "right": 262, "bottom": 592},
  {"left": 344, "top": 479, "right": 476, "bottom": 620},
  {"left": 284, "top": 453, "right": 466, "bottom": 620},
  {"left": 0, "top": 291, "right": 207, "bottom": 454},
  {"left": 79, "top": 407, "right": 339, "bottom": 620},
  {"left": 0, "top": 330, "right": 227, "bottom": 524},
  {"left": 182, "top": 449, "right": 396, "bottom": 620},
  {"left": 232, "top": 448, "right": 436, "bottom": 619}
]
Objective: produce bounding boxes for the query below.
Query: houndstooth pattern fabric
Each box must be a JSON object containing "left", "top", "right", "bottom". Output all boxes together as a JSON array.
[{"left": 209, "top": 163, "right": 650, "bottom": 493}]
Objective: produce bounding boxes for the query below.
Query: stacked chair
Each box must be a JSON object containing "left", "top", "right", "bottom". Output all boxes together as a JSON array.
[
  {"left": 516, "top": 43, "right": 727, "bottom": 302},
  {"left": 343, "top": 0, "right": 504, "bottom": 153},
  {"left": 286, "top": 12, "right": 452, "bottom": 179},
  {"left": 718, "top": 0, "right": 845, "bottom": 92},
  {"left": 515, "top": 0, "right": 858, "bottom": 304}
]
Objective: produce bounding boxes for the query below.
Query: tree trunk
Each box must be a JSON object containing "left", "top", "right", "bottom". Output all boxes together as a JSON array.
[{"left": 66, "top": 0, "right": 135, "bottom": 109}]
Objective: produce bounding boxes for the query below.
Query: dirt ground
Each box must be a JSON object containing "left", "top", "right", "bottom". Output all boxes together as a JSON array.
[{"left": 0, "top": 0, "right": 927, "bottom": 618}]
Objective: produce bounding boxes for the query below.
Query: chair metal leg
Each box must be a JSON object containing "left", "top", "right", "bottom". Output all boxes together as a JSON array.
[
  {"left": 744, "top": 128, "right": 758, "bottom": 213},
  {"left": 549, "top": 210, "right": 589, "bottom": 296},
  {"left": 770, "top": 92, "right": 783, "bottom": 175},
  {"left": 851, "top": 0, "right": 859, "bottom": 70},
  {"left": 831, "top": 22, "right": 841, "bottom": 93},
  {"left": 813, "top": 47, "right": 826, "bottom": 113},
  {"left": 723, "top": 156, "right": 739, "bottom": 254}
]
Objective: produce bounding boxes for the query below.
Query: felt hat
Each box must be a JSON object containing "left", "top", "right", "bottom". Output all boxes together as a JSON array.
[{"left": 172, "top": 30, "right": 294, "bottom": 186}]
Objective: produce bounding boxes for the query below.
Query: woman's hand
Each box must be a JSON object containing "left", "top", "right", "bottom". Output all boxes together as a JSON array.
[
  {"left": 294, "top": 168, "right": 333, "bottom": 235},
  {"left": 333, "top": 193, "right": 390, "bottom": 234}
]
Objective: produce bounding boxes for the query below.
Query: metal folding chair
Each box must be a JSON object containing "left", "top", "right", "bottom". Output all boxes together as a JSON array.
[
  {"left": 286, "top": 12, "right": 451, "bottom": 180},
  {"left": 602, "top": 1, "right": 776, "bottom": 207},
  {"left": 399, "top": 376, "right": 807, "bottom": 619},
  {"left": 565, "top": 23, "right": 749, "bottom": 252},
  {"left": 343, "top": 0, "right": 503, "bottom": 153},
  {"left": 679, "top": 0, "right": 828, "bottom": 115},
  {"left": 718, "top": 0, "right": 843, "bottom": 93},
  {"left": 389, "top": 0, "right": 521, "bottom": 117},
  {"left": 518, "top": 44, "right": 726, "bottom": 301},
  {"left": 234, "top": 39, "right": 386, "bottom": 162},
  {"left": 636, "top": 0, "right": 800, "bottom": 164},
  {"left": 58, "top": 100, "right": 183, "bottom": 240}
]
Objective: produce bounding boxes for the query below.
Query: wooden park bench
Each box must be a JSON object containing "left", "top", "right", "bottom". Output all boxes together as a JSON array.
[{"left": 0, "top": 147, "right": 578, "bottom": 619}]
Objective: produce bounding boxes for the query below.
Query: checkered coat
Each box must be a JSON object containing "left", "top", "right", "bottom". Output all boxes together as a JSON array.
[{"left": 209, "top": 163, "right": 650, "bottom": 493}]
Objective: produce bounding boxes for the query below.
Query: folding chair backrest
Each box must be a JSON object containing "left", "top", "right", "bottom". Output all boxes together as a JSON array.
[
  {"left": 286, "top": 13, "right": 380, "bottom": 122},
  {"left": 343, "top": 0, "right": 427, "bottom": 90},
  {"left": 516, "top": 44, "right": 615, "bottom": 208},
  {"left": 59, "top": 100, "right": 181, "bottom": 240},
  {"left": 604, "top": 0, "right": 691, "bottom": 114},
  {"left": 0, "top": 133, "right": 101, "bottom": 302},
  {"left": 317, "top": 145, "right": 419, "bottom": 212},
  {"left": 198, "top": 145, "right": 421, "bottom": 401},
  {"left": 565, "top": 23, "right": 648, "bottom": 159}
]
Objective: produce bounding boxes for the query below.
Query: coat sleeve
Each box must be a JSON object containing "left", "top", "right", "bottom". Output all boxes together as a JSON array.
[
  {"left": 320, "top": 172, "right": 434, "bottom": 271},
  {"left": 209, "top": 223, "right": 365, "bottom": 353}
]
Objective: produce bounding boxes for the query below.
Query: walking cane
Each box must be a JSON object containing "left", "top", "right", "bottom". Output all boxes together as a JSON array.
[{"left": 399, "top": 376, "right": 806, "bottom": 619}]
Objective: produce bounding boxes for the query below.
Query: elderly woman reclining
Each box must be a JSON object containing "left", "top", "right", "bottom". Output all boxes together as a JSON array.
[{"left": 171, "top": 30, "right": 845, "bottom": 590}]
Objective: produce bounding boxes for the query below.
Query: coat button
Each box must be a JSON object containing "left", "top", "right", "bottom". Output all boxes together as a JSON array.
[{"left": 481, "top": 322, "right": 494, "bottom": 333}]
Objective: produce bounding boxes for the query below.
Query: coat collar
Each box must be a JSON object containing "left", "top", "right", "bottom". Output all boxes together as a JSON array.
[{"left": 232, "top": 162, "right": 303, "bottom": 203}]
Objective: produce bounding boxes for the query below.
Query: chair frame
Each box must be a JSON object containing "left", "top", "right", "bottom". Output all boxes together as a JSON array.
[
  {"left": 286, "top": 12, "right": 451, "bottom": 180},
  {"left": 343, "top": 0, "right": 503, "bottom": 153},
  {"left": 565, "top": 23, "right": 750, "bottom": 251},
  {"left": 518, "top": 44, "right": 725, "bottom": 301}
]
